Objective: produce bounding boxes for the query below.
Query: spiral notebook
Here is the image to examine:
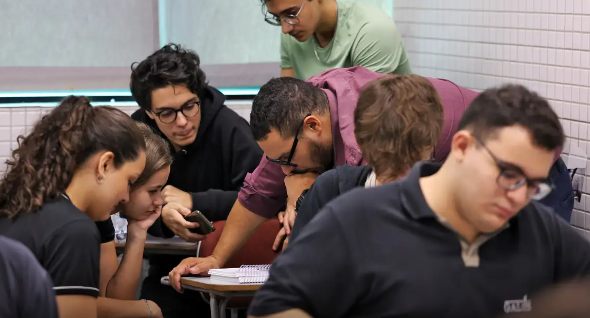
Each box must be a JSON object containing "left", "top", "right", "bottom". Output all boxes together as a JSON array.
[{"left": 208, "top": 265, "right": 270, "bottom": 284}]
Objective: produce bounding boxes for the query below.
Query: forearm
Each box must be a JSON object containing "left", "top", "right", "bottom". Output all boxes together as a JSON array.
[
  {"left": 106, "top": 228, "right": 146, "bottom": 300},
  {"left": 97, "top": 298, "right": 152, "bottom": 318},
  {"left": 212, "top": 200, "right": 267, "bottom": 265},
  {"left": 249, "top": 309, "right": 311, "bottom": 318}
]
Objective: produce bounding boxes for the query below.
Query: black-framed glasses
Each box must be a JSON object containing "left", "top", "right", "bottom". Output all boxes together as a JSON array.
[
  {"left": 266, "top": 113, "right": 311, "bottom": 167},
  {"left": 264, "top": 0, "right": 306, "bottom": 26},
  {"left": 475, "top": 137, "right": 553, "bottom": 200},
  {"left": 153, "top": 100, "right": 200, "bottom": 124}
]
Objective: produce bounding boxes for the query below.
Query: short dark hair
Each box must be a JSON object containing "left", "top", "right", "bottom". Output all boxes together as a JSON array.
[
  {"left": 250, "top": 77, "right": 329, "bottom": 141},
  {"left": 457, "top": 84, "right": 564, "bottom": 151},
  {"left": 130, "top": 43, "right": 208, "bottom": 111},
  {"left": 355, "top": 75, "right": 443, "bottom": 181}
]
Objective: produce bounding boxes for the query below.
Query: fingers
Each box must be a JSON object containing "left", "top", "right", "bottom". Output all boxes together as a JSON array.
[
  {"left": 287, "top": 210, "right": 297, "bottom": 228},
  {"left": 273, "top": 227, "right": 287, "bottom": 251},
  {"left": 283, "top": 219, "right": 291, "bottom": 236},
  {"left": 277, "top": 211, "right": 285, "bottom": 224},
  {"left": 282, "top": 236, "right": 290, "bottom": 251},
  {"left": 176, "top": 205, "right": 193, "bottom": 217},
  {"left": 169, "top": 262, "right": 191, "bottom": 292}
]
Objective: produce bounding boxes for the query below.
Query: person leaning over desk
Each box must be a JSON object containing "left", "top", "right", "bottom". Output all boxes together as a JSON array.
[
  {"left": 248, "top": 85, "right": 590, "bottom": 318},
  {"left": 167, "top": 66, "right": 480, "bottom": 287},
  {"left": 262, "top": 0, "right": 411, "bottom": 80},
  {"left": 129, "top": 43, "right": 263, "bottom": 318},
  {"left": 290, "top": 74, "right": 444, "bottom": 241}
]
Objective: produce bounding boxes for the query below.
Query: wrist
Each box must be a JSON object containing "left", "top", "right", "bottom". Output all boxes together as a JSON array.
[
  {"left": 126, "top": 224, "right": 148, "bottom": 241},
  {"left": 210, "top": 253, "right": 224, "bottom": 267},
  {"left": 142, "top": 299, "right": 153, "bottom": 318}
]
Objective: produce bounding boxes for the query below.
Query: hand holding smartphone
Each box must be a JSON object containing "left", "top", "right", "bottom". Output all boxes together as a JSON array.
[{"left": 184, "top": 210, "right": 216, "bottom": 235}]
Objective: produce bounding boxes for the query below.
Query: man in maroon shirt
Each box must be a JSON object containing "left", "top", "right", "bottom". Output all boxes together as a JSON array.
[
  {"left": 167, "top": 67, "right": 487, "bottom": 286},
  {"left": 168, "top": 68, "right": 571, "bottom": 289}
]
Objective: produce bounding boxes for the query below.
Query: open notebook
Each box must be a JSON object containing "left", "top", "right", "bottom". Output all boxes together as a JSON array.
[{"left": 208, "top": 264, "right": 270, "bottom": 284}]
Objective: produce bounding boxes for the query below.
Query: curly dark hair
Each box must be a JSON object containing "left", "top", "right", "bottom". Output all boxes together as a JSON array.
[
  {"left": 0, "top": 96, "right": 146, "bottom": 219},
  {"left": 130, "top": 43, "right": 208, "bottom": 111}
]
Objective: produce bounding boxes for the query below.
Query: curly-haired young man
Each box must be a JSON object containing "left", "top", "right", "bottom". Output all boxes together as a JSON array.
[{"left": 129, "top": 43, "right": 263, "bottom": 318}]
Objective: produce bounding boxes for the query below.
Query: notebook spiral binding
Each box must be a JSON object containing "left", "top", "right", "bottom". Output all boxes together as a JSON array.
[{"left": 239, "top": 264, "right": 271, "bottom": 277}]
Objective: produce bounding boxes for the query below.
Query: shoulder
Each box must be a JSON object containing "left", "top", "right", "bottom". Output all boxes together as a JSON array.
[
  {"left": 346, "top": 2, "right": 396, "bottom": 35},
  {"left": 0, "top": 236, "right": 39, "bottom": 269},
  {"left": 516, "top": 201, "right": 570, "bottom": 236},
  {"left": 323, "top": 182, "right": 402, "bottom": 221}
]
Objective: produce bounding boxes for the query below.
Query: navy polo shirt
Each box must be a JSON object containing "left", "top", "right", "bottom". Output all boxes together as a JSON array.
[
  {"left": 249, "top": 162, "right": 590, "bottom": 318},
  {"left": 0, "top": 236, "right": 59, "bottom": 318}
]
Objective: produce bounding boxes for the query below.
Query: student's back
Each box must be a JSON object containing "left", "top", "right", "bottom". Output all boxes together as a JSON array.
[{"left": 0, "top": 236, "right": 58, "bottom": 318}]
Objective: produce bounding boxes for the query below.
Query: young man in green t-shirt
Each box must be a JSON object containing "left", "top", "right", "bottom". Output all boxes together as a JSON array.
[{"left": 263, "top": 0, "right": 412, "bottom": 80}]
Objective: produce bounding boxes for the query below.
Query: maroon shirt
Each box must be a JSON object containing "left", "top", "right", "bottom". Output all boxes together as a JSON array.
[{"left": 238, "top": 67, "right": 479, "bottom": 218}]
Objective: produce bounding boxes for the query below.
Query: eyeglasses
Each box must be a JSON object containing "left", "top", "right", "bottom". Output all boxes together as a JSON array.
[
  {"left": 266, "top": 113, "right": 311, "bottom": 167},
  {"left": 475, "top": 137, "right": 553, "bottom": 200},
  {"left": 264, "top": 0, "right": 306, "bottom": 26},
  {"left": 153, "top": 100, "right": 200, "bottom": 124}
]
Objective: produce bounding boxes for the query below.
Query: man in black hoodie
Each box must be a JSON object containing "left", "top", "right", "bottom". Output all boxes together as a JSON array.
[{"left": 129, "top": 44, "right": 263, "bottom": 317}]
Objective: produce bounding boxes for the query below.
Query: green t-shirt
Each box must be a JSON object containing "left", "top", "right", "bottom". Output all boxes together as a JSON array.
[{"left": 280, "top": 1, "right": 412, "bottom": 80}]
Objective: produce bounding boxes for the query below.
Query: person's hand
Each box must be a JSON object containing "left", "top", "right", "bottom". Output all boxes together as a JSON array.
[
  {"left": 283, "top": 173, "right": 317, "bottom": 235},
  {"left": 162, "top": 185, "right": 193, "bottom": 209},
  {"left": 169, "top": 256, "right": 221, "bottom": 292},
  {"left": 145, "top": 300, "right": 163, "bottom": 318},
  {"left": 161, "top": 202, "right": 206, "bottom": 242},
  {"left": 272, "top": 226, "right": 287, "bottom": 251},
  {"left": 127, "top": 206, "right": 162, "bottom": 234}
]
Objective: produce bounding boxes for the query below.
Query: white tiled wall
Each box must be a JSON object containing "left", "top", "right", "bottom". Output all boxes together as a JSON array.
[
  {"left": 0, "top": 102, "right": 253, "bottom": 173},
  {"left": 394, "top": 0, "right": 590, "bottom": 233}
]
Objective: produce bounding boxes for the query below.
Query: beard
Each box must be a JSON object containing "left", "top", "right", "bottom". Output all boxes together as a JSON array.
[{"left": 291, "top": 139, "right": 333, "bottom": 174}]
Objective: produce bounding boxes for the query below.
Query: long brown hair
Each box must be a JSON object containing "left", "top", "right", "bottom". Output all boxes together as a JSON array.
[
  {"left": 132, "top": 123, "right": 173, "bottom": 190},
  {"left": 0, "top": 96, "right": 146, "bottom": 218}
]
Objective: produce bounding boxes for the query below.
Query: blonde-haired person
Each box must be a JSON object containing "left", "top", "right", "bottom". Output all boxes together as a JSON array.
[
  {"left": 287, "top": 74, "right": 444, "bottom": 243},
  {"left": 96, "top": 123, "right": 173, "bottom": 318}
]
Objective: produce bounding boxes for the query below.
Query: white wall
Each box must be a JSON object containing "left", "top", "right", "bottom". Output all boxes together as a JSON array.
[{"left": 394, "top": 0, "right": 590, "bottom": 234}]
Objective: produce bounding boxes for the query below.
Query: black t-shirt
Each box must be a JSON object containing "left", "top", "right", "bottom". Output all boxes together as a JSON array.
[
  {"left": 291, "top": 165, "right": 373, "bottom": 241},
  {"left": 249, "top": 162, "right": 590, "bottom": 318},
  {"left": 96, "top": 218, "right": 115, "bottom": 243},
  {"left": 0, "top": 196, "right": 101, "bottom": 298},
  {"left": 0, "top": 236, "right": 59, "bottom": 318}
]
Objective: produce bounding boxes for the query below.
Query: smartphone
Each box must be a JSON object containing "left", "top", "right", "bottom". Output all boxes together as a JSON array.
[{"left": 184, "top": 210, "right": 216, "bottom": 235}]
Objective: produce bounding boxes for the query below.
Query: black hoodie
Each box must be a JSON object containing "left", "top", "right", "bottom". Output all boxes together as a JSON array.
[
  {"left": 290, "top": 165, "right": 372, "bottom": 241},
  {"left": 131, "top": 86, "right": 263, "bottom": 274}
]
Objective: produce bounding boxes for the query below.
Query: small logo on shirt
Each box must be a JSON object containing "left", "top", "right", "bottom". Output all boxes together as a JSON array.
[{"left": 504, "top": 295, "right": 532, "bottom": 313}]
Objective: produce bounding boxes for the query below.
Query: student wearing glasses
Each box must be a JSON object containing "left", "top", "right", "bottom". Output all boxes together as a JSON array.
[
  {"left": 248, "top": 85, "right": 590, "bottom": 318},
  {"left": 168, "top": 66, "right": 481, "bottom": 288},
  {"left": 262, "top": 0, "right": 411, "bottom": 80},
  {"left": 129, "top": 44, "right": 263, "bottom": 318}
]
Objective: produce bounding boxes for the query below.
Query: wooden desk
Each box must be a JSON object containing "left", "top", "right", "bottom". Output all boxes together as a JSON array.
[
  {"left": 115, "top": 235, "right": 198, "bottom": 256},
  {"left": 174, "top": 276, "right": 262, "bottom": 318}
]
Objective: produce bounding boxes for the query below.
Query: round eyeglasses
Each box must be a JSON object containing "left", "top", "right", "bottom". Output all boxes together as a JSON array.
[
  {"left": 153, "top": 101, "right": 200, "bottom": 124},
  {"left": 264, "top": 0, "right": 306, "bottom": 26}
]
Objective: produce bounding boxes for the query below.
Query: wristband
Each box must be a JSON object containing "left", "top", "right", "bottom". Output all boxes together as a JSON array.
[{"left": 142, "top": 299, "right": 152, "bottom": 318}]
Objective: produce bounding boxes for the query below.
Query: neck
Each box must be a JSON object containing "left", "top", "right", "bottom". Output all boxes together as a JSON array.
[
  {"left": 419, "top": 163, "right": 479, "bottom": 242},
  {"left": 314, "top": 0, "right": 338, "bottom": 47},
  {"left": 65, "top": 174, "right": 91, "bottom": 214}
]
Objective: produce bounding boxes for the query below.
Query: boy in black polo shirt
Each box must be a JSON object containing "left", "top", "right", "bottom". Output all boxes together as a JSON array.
[{"left": 248, "top": 85, "right": 590, "bottom": 318}]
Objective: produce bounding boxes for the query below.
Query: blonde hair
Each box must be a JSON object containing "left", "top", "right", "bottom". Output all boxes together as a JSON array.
[{"left": 132, "top": 123, "right": 173, "bottom": 189}]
